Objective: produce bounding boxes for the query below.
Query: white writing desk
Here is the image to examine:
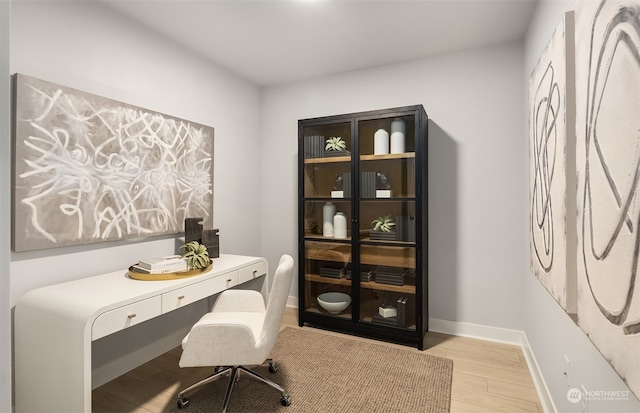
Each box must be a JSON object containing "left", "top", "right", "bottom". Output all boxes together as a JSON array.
[{"left": 14, "top": 254, "right": 268, "bottom": 412}]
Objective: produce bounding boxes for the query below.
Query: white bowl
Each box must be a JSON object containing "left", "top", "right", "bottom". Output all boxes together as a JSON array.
[{"left": 317, "top": 292, "right": 351, "bottom": 314}]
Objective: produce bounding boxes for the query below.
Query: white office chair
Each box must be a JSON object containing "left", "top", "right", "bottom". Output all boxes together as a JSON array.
[{"left": 176, "top": 254, "right": 294, "bottom": 412}]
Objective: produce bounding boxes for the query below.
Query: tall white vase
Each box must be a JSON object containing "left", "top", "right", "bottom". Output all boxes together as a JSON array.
[
  {"left": 390, "top": 118, "right": 405, "bottom": 154},
  {"left": 333, "top": 212, "right": 347, "bottom": 239},
  {"left": 323, "top": 202, "right": 336, "bottom": 237},
  {"left": 374, "top": 129, "right": 389, "bottom": 155}
]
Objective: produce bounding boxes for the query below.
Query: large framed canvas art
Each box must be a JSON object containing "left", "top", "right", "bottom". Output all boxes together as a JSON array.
[
  {"left": 12, "top": 74, "right": 214, "bottom": 252},
  {"left": 529, "top": 14, "right": 576, "bottom": 312},
  {"left": 575, "top": 0, "right": 640, "bottom": 397}
]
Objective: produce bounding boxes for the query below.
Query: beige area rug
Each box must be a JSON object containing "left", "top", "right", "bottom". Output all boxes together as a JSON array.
[{"left": 171, "top": 327, "right": 453, "bottom": 413}]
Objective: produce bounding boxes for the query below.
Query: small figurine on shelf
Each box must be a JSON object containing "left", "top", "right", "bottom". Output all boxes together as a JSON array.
[{"left": 375, "top": 172, "right": 392, "bottom": 198}]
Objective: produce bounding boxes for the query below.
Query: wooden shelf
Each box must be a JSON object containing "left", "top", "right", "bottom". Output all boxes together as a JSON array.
[
  {"left": 360, "top": 152, "right": 415, "bottom": 161},
  {"left": 305, "top": 243, "right": 351, "bottom": 263},
  {"left": 305, "top": 273, "right": 415, "bottom": 294},
  {"left": 304, "top": 156, "right": 350, "bottom": 164},
  {"left": 361, "top": 280, "right": 416, "bottom": 294},
  {"left": 360, "top": 237, "right": 415, "bottom": 247},
  {"left": 360, "top": 316, "right": 417, "bottom": 331},
  {"left": 360, "top": 245, "right": 415, "bottom": 268},
  {"left": 304, "top": 306, "right": 351, "bottom": 319},
  {"left": 305, "top": 273, "right": 352, "bottom": 287},
  {"left": 304, "top": 234, "right": 352, "bottom": 242},
  {"left": 304, "top": 152, "right": 415, "bottom": 164},
  {"left": 304, "top": 234, "right": 414, "bottom": 247}
]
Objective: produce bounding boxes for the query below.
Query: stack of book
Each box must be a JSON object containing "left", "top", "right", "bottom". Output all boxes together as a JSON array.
[
  {"left": 372, "top": 313, "right": 398, "bottom": 327},
  {"left": 373, "top": 267, "right": 407, "bottom": 286},
  {"left": 304, "top": 135, "right": 325, "bottom": 159},
  {"left": 359, "top": 271, "right": 373, "bottom": 282},
  {"left": 133, "top": 255, "right": 188, "bottom": 274},
  {"left": 360, "top": 171, "right": 377, "bottom": 198},
  {"left": 319, "top": 265, "right": 348, "bottom": 279}
]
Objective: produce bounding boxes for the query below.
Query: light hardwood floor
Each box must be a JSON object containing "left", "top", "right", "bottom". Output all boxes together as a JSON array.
[{"left": 93, "top": 307, "right": 543, "bottom": 412}]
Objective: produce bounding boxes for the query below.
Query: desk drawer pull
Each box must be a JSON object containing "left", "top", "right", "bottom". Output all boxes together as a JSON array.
[
  {"left": 127, "top": 313, "right": 136, "bottom": 319},
  {"left": 178, "top": 295, "right": 185, "bottom": 300}
]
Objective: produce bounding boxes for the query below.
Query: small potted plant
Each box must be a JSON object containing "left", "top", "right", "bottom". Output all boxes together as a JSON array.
[
  {"left": 370, "top": 215, "right": 397, "bottom": 240},
  {"left": 179, "top": 241, "right": 211, "bottom": 269},
  {"left": 324, "top": 136, "right": 349, "bottom": 157}
]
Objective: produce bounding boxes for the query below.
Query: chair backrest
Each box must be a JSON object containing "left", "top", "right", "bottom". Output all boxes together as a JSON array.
[{"left": 260, "top": 254, "right": 294, "bottom": 344}]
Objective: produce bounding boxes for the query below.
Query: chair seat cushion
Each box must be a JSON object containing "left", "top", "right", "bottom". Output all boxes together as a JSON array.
[
  {"left": 182, "top": 310, "right": 265, "bottom": 349},
  {"left": 179, "top": 310, "right": 269, "bottom": 367}
]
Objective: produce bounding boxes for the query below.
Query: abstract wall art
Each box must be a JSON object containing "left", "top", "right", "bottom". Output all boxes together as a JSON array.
[
  {"left": 12, "top": 74, "right": 214, "bottom": 252},
  {"left": 529, "top": 14, "right": 576, "bottom": 312},
  {"left": 575, "top": 0, "right": 640, "bottom": 397}
]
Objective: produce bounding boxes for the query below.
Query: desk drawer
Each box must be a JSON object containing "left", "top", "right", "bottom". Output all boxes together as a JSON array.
[
  {"left": 92, "top": 296, "right": 161, "bottom": 340},
  {"left": 162, "top": 271, "right": 239, "bottom": 313},
  {"left": 239, "top": 261, "right": 267, "bottom": 284}
]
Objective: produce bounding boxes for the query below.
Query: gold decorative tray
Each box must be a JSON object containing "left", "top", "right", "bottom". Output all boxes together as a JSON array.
[{"left": 128, "top": 261, "right": 213, "bottom": 281}]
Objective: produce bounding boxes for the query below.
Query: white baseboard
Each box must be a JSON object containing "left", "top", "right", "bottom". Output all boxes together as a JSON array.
[
  {"left": 428, "top": 317, "right": 524, "bottom": 345},
  {"left": 520, "top": 331, "right": 557, "bottom": 413},
  {"left": 286, "top": 295, "right": 298, "bottom": 308}
]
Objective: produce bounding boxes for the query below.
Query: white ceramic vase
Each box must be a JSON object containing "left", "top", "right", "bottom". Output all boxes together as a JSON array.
[
  {"left": 323, "top": 202, "right": 335, "bottom": 237},
  {"left": 374, "top": 129, "right": 389, "bottom": 155},
  {"left": 333, "top": 212, "right": 347, "bottom": 239},
  {"left": 390, "top": 118, "right": 405, "bottom": 154}
]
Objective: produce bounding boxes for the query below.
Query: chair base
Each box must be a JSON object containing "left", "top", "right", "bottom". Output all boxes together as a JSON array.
[{"left": 177, "top": 359, "right": 290, "bottom": 412}]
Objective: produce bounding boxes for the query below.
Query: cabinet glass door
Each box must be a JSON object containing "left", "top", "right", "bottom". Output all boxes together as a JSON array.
[
  {"left": 357, "top": 114, "right": 417, "bottom": 330},
  {"left": 301, "top": 122, "right": 353, "bottom": 319}
]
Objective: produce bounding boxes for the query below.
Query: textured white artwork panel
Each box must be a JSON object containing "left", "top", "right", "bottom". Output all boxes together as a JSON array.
[
  {"left": 575, "top": 0, "right": 640, "bottom": 397},
  {"left": 13, "top": 74, "right": 214, "bottom": 252},
  {"left": 529, "top": 17, "right": 569, "bottom": 309}
]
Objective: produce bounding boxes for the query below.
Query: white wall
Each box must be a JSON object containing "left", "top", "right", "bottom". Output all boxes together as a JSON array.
[
  {"left": 261, "top": 41, "right": 527, "bottom": 330},
  {"left": 8, "top": 0, "right": 264, "bottom": 306},
  {"left": 0, "top": 1, "right": 12, "bottom": 410},
  {"left": 5, "top": 0, "right": 264, "bottom": 405},
  {"left": 523, "top": 1, "right": 640, "bottom": 412}
]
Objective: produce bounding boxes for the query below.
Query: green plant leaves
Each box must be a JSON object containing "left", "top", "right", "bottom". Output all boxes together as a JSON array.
[
  {"left": 179, "top": 241, "right": 210, "bottom": 269},
  {"left": 371, "top": 215, "right": 396, "bottom": 232},
  {"left": 325, "top": 136, "right": 346, "bottom": 151}
]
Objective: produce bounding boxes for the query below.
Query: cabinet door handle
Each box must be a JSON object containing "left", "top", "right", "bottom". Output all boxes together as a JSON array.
[
  {"left": 178, "top": 295, "right": 185, "bottom": 300},
  {"left": 127, "top": 313, "right": 136, "bottom": 319},
  {"left": 253, "top": 270, "right": 257, "bottom": 277}
]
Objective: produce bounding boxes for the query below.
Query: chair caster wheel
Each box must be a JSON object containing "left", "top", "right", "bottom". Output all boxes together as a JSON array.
[
  {"left": 280, "top": 395, "right": 291, "bottom": 406},
  {"left": 269, "top": 362, "right": 278, "bottom": 373},
  {"left": 177, "top": 396, "right": 189, "bottom": 409}
]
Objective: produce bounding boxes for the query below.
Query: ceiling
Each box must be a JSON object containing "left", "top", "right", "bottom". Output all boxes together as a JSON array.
[{"left": 103, "top": 0, "right": 538, "bottom": 87}]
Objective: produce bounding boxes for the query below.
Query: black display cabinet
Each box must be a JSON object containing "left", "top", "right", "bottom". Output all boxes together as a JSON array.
[{"left": 298, "top": 105, "right": 429, "bottom": 350}]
